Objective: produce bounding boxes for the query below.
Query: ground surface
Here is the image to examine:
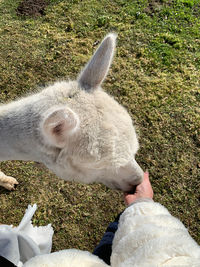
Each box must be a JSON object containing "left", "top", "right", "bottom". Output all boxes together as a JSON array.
[
  {"left": 16, "top": 0, "right": 48, "bottom": 17},
  {"left": 0, "top": 0, "right": 199, "bottom": 252}
]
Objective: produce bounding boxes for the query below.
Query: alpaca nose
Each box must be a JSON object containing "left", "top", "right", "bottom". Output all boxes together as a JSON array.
[
  {"left": 130, "top": 159, "right": 144, "bottom": 183},
  {"left": 117, "top": 159, "right": 144, "bottom": 192}
]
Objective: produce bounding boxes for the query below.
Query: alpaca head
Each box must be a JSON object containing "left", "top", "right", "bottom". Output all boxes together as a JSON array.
[{"left": 40, "top": 34, "right": 143, "bottom": 191}]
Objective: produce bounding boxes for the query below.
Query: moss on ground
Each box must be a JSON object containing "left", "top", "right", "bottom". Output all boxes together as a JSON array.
[{"left": 0, "top": 0, "right": 199, "bottom": 251}]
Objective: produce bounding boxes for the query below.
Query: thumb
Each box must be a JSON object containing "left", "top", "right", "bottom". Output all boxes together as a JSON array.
[{"left": 124, "top": 193, "right": 137, "bottom": 206}]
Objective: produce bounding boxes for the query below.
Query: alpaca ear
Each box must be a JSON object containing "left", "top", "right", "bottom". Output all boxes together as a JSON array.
[
  {"left": 41, "top": 107, "right": 79, "bottom": 148},
  {"left": 78, "top": 33, "right": 117, "bottom": 91}
]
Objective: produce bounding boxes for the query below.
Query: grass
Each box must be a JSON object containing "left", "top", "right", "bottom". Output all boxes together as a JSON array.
[{"left": 0, "top": 0, "right": 199, "bottom": 252}]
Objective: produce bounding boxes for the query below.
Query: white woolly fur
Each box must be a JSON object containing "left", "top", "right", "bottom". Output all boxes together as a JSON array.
[{"left": 0, "top": 33, "right": 143, "bottom": 191}]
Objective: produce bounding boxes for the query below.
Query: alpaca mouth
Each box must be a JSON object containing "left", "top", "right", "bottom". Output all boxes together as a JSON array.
[
  {"left": 110, "top": 175, "right": 143, "bottom": 192},
  {"left": 125, "top": 185, "right": 137, "bottom": 194},
  {"left": 108, "top": 181, "right": 137, "bottom": 192}
]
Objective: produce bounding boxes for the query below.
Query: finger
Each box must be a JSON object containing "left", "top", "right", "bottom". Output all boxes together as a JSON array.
[
  {"left": 124, "top": 193, "right": 137, "bottom": 206},
  {"left": 143, "top": 171, "right": 149, "bottom": 181}
]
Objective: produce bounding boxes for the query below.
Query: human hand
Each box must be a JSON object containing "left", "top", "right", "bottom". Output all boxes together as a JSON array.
[{"left": 124, "top": 172, "right": 153, "bottom": 206}]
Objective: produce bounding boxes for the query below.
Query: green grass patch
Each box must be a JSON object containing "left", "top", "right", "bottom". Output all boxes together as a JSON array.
[{"left": 0, "top": 0, "right": 199, "bottom": 251}]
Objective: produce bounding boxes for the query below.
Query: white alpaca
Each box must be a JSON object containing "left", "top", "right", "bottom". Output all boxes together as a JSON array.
[{"left": 0, "top": 33, "right": 143, "bottom": 191}]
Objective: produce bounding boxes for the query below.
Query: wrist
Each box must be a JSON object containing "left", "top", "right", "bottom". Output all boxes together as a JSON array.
[{"left": 127, "top": 197, "right": 154, "bottom": 207}]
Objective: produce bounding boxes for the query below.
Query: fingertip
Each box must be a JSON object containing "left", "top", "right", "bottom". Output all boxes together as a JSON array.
[{"left": 144, "top": 171, "right": 149, "bottom": 179}]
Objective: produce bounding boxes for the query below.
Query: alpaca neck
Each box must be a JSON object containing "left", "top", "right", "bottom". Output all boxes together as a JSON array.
[{"left": 0, "top": 95, "right": 44, "bottom": 161}]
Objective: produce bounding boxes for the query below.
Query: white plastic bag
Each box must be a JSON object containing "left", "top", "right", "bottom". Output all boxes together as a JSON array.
[{"left": 0, "top": 204, "right": 54, "bottom": 266}]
